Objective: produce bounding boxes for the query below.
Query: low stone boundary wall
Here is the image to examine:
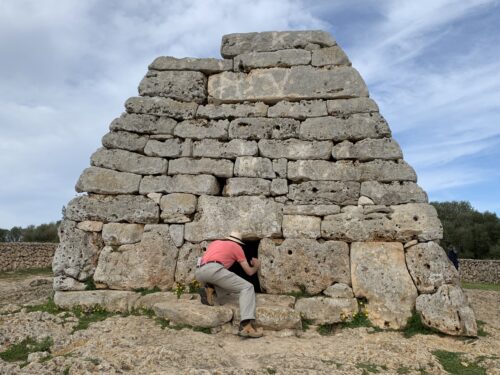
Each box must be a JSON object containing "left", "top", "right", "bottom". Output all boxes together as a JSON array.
[
  {"left": 459, "top": 259, "right": 500, "bottom": 284},
  {"left": 0, "top": 242, "right": 57, "bottom": 271}
]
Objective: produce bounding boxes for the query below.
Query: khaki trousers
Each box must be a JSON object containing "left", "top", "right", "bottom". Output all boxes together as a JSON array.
[{"left": 195, "top": 263, "right": 256, "bottom": 321}]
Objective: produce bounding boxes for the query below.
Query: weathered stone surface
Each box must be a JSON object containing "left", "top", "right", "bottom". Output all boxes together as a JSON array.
[
  {"left": 54, "top": 290, "right": 140, "bottom": 312},
  {"left": 268, "top": 100, "right": 328, "bottom": 119},
  {"left": 192, "top": 139, "right": 258, "bottom": 159},
  {"left": 125, "top": 96, "right": 198, "bottom": 119},
  {"left": 196, "top": 102, "right": 268, "bottom": 119},
  {"left": 144, "top": 138, "right": 191, "bottom": 158},
  {"left": 234, "top": 49, "right": 311, "bottom": 71},
  {"left": 404, "top": 239, "right": 418, "bottom": 249},
  {"left": 174, "top": 119, "right": 228, "bottom": 140},
  {"left": 323, "top": 283, "right": 354, "bottom": 298},
  {"left": 91, "top": 148, "right": 168, "bottom": 175},
  {"left": 93, "top": 225, "right": 178, "bottom": 290},
  {"left": 300, "top": 114, "right": 390, "bottom": 141},
  {"left": 326, "top": 97, "right": 379, "bottom": 115},
  {"left": 134, "top": 292, "right": 194, "bottom": 310},
  {"left": 65, "top": 195, "right": 159, "bottom": 224},
  {"left": 169, "top": 224, "right": 184, "bottom": 247},
  {"left": 149, "top": 56, "right": 232, "bottom": 73},
  {"left": 174, "top": 242, "right": 203, "bottom": 284},
  {"left": 139, "top": 174, "right": 220, "bottom": 195},
  {"left": 221, "top": 31, "right": 336, "bottom": 58},
  {"left": 102, "top": 131, "right": 148, "bottom": 153},
  {"left": 138, "top": 70, "right": 207, "bottom": 104},
  {"left": 360, "top": 160, "right": 417, "bottom": 182},
  {"left": 259, "top": 238, "right": 350, "bottom": 294},
  {"left": 288, "top": 181, "right": 360, "bottom": 205},
  {"left": 209, "top": 66, "right": 368, "bottom": 103},
  {"left": 272, "top": 158, "right": 287, "bottom": 178},
  {"left": 406, "top": 242, "right": 460, "bottom": 293},
  {"left": 53, "top": 276, "right": 86, "bottom": 291},
  {"left": 153, "top": 300, "right": 233, "bottom": 328},
  {"left": 360, "top": 181, "right": 428, "bottom": 205},
  {"left": 75, "top": 167, "right": 141, "bottom": 195},
  {"left": 52, "top": 220, "right": 104, "bottom": 282},
  {"left": 160, "top": 193, "right": 197, "bottom": 223},
  {"left": 258, "top": 139, "right": 332, "bottom": 160},
  {"left": 390, "top": 203, "right": 442, "bottom": 241},
  {"left": 223, "top": 178, "right": 270, "bottom": 196},
  {"left": 102, "top": 223, "right": 144, "bottom": 246},
  {"left": 168, "top": 158, "right": 234, "bottom": 178},
  {"left": 283, "top": 204, "right": 340, "bottom": 216},
  {"left": 229, "top": 118, "right": 300, "bottom": 140},
  {"left": 311, "top": 46, "right": 350, "bottom": 66},
  {"left": 232, "top": 305, "right": 301, "bottom": 330},
  {"left": 358, "top": 196, "right": 374, "bottom": 205},
  {"left": 234, "top": 157, "right": 275, "bottom": 178},
  {"left": 110, "top": 113, "right": 177, "bottom": 134},
  {"left": 287, "top": 160, "right": 360, "bottom": 182},
  {"left": 295, "top": 297, "right": 358, "bottom": 324},
  {"left": 76, "top": 221, "right": 103, "bottom": 232},
  {"left": 185, "top": 196, "right": 283, "bottom": 242},
  {"left": 270, "top": 179, "right": 288, "bottom": 196},
  {"left": 282, "top": 215, "right": 320, "bottom": 239},
  {"left": 416, "top": 285, "right": 477, "bottom": 336},
  {"left": 332, "top": 138, "right": 403, "bottom": 161},
  {"left": 351, "top": 242, "right": 418, "bottom": 329}
]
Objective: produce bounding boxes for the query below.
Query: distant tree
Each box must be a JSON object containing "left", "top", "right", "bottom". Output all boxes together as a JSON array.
[
  {"left": 0, "top": 228, "right": 9, "bottom": 242},
  {"left": 6, "top": 226, "right": 24, "bottom": 242},
  {"left": 0, "top": 222, "right": 60, "bottom": 243},
  {"left": 431, "top": 201, "right": 500, "bottom": 260}
]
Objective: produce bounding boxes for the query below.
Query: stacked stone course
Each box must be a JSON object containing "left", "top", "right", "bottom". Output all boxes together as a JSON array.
[
  {"left": 0, "top": 243, "right": 56, "bottom": 271},
  {"left": 54, "top": 30, "right": 477, "bottom": 336}
]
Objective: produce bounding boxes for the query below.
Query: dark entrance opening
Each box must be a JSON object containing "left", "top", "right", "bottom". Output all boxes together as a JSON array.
[{"left": 228, "top": 240, "right": 261, "bottom": 293}]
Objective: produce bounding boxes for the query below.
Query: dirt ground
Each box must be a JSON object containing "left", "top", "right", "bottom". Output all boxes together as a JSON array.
[{"left": 0, "top": 274, "right": 499, "bottom": 374}]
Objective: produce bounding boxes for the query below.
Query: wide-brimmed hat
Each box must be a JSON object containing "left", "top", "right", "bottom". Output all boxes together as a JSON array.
[{"left": 224, "top": 231, "right": 245, "bottom": 245}]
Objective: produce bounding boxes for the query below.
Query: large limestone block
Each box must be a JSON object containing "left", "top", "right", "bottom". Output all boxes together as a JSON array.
[
  {"left": 323, "top": 283, "right": 354, "bottom": 298},
  {"left": 185, "top": 196, "right": 283, "bottom": 242},
  {"left": 53, "top": 276, "right": 86, "bottom": 291},
  {"left": 223, "top": 178, "right": 271, "bottom": 196},
  {"left": 209, "top": 66, "right": 368, "bottom": 103},
  {"left": 169, "top": 224, "right": 184, "bottom": 247},
  {"left": 153, "top": 300, "right": 233, "bottom": 328},
  {"left": 76, "top": 220, "right": 103, "bottom": 232},
  {"left": 139, "top": 174, "right": 220, "bottom": 195},
  {"left": 138, "top": 70, "right": 207, "bottom": 104},
  {"left": 76, "top": 167, "right": 141, "bottom": 194},
  {"left": 416, "top": 285, "right": 477, "bottom": 336},
  {"left": 233, "top": 305, "right": 302, "bottom": 331},
  {"left": 125, "top": 96, "right": 198, "bottom": 119},
  {"left": 287, "top": 181, "right": 360, "bottom": 205},
  {"left": 234, "top": 49, "right": 311, "bottom": 71},
  {"left": 300, "top": 114, "right": 390, "bottom": 141},
  {"left": 144, "top": 138, "right": 191, "bottom": 158},
  {"left": 192, "top": 139, "right": 258, "bottom": 159},
  {"left": 102, "top": 223, "right": 144, "bottom": 246},
  {"left": 197, "top": 102, "right": 268, "bottom": 119},
  {"left": 351, "top": 242, "right": 418, "bottom": 329},
  {"left": 287, "top": 160, "right": 360, "bottom": 181},
  {"left": 360, "top": 160, "right": 417, "bottom": 182},
  {"left": 295, "top": 297, "right": 358, "bottom": 324},
  {"left": 272, "top": 158, "right": 287, "bottom": 178},
  {"left": 283, "top": 204, "right": 340, "bottom": 216},
  {"left": 110, "top": 113, "right": 176, "bottom": 134},
  {"left": 406, "top": 242, "right": 459, "bottom": 293},
  {"left": 234, "top": 157, "right": 275, "bottom": 178},
  {"left": 168, "top": 158, "right": 234, "bottom": 178},
  {"left": 282, "top": 215, "right": 321, "bottom": 239},
  {"left": 174, "top": 242, "right": 204, "bottom": 284},
  {"left": 332, "top": 138, "right": 403, "bottom": 161},
  {"left": 65, "top": 195, "right": 159, "bottom": 224},
  {"left": 174, "top": 119, "right": 228, "bottom": 140},
  {"left": 221, "top": 31, "right": 336, "bottom": 58},
  {"left": 134, "top": 292, "right": 192, "bottom": 310},
  {"left": 160, "top": 193, "right": 197, "bottom": 223},
  {"left": 360, "top": 181, "right": 428, "bottom": 205},
  {"left": 270, "top": 179, "right": 288, "bottom": 196},
  {"left": 326, "top": 98, "right": 379, "bottom": 115},
  {"left": 149, "top": 56, "right": 232, "bottom": 73},
  {"left": 390, "top": 203, "right": 443, "bottom": 241},
  {"left": 229, "top": 117, "right": 300, "bottom": 140},
  {"left": 53, "top": 220, "right": 104, "bottom": 282},
  {"left": 311, "top": 46, "right": 350, "bottom": 66},
  {"left": 102, "top": 131, "right": 148, "bottom": 153},
  {"left": 54, "top": 290, "right": 140, "bottom": 312},
  {"left": 93, "top": 225, "right": 178, "bottom": 290},
  {"left": 259, "top": 238, "right": 350, "bottom": 294},
  {"left": 268, "top": 100, "right": 328, "bottom": 119},
  {"left": 258, "top": 139, "right": 332, "bottom": 160},
  {"left": 91, "top": 148, "right": 168, "bottom": 175}
]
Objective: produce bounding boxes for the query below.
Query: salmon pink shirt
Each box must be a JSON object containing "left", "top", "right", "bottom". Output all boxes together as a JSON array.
[{"left": 202, "top": 240, "right": 246, "bottom": 269}]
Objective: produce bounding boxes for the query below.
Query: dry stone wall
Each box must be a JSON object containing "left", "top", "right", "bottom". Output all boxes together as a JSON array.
[
  {"left": 0, "top": 243, "right": 56, "bottom": 271},
  {"left": 54, "top": 30, "right": 477, "bottom": 336},
  {"left": 459, "top": 259, "right": 500, "bottom": 284}
]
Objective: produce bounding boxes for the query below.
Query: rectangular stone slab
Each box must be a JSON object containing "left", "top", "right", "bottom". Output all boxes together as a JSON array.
[
  {"left": 139, "top": 174, "right": 220, "bottom": 195},
  {"left": 234, "top": 49, "right": 311, "bottom": 71},
  {"left": 125, "top": 97, "right": 198, "bottom": 119},
  {"left": 75, "top": 167, "right": 141, "bottom": 195},
  {"left": 110, "top": 113, "right": 177, "bottom": 135},
  {"left": 168, "top": 158, "right": 234, "bottom": 178},
  {"left": 208, "top": 66, "right": 368, "bottom": 103},
  {"left": 149, "top": 56, "right": 232, "bottom": 73},
  {"left": 91, "top": 148, "right": 168, "bottom": 175},
  {"left": 288, "top": 181, "right": 360, "bottom": 205},
  {"left": 258, "top": 139, "right": 332, "bottom": 160}
]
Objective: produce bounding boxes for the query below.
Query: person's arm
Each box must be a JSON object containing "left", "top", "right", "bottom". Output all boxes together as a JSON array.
[{"left": 239, "top": 258, "right": 261, "bottom": 276}]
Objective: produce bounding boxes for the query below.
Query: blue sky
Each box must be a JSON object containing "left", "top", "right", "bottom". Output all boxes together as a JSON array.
[{"left": 0, "top": 0, "right": 499, "bottom": 228}]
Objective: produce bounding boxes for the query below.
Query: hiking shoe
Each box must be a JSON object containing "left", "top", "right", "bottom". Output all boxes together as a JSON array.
[
  {"left": 199, "top": 286, "right": 215, "bottom": 306},
  {"left": 238, "top": 320, "right": 263, "bottom": 338}
]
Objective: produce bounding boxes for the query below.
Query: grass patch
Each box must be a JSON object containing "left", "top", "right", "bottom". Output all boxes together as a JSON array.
[
  {"left": 0, "top": 336, "right": 53, "bottom": 363},
  {"left": 402, "top": 311, "right": 439, "bottom": 338},
  {"left": 476, "top": 320, "right": 488, "bottom": 337},
  {"left": 397, "top": 366, "right": 411, "bottom": 374},
  {"left": 340, "top": 311, "right": 374, "bottom": 329},
  {"left": 155, "top": 317, "right": 170, "bottom": 329},
  {"left": 461, "top": 282, "right": 500, "bottom": 292},
  {"left": 0, "top": 267, "right": 52, "bottom": 280},
  {"left": 301, "top": 317, "right": 314, "bottom": 331},
  {"left": 317, "top": 323, "right": 335, "bottom": 336},
  {"left": 84, "top": 278, "right": 96, "bottom": 290},
  {"left": 286, "top": 285, "right": 317, "bottom": 299},
  {"left": 356, "top": 362, "right": 380, "bottom": 373},
  {"left": 26, "top": 298, "right": 61, "bottom": 314},
  {"left": 133, "top": 286, "right": 161, "bottom": 295},
  {"left": 71, "top": 305, "right": 117, "bottom": 333},
  {"left": 432, "top": 350, "right": 487, "bottom": 375}
]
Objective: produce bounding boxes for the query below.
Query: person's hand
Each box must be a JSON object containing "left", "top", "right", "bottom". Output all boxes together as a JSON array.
[{"left": 251, "top": 258, "right": 261, "bottom": 268}]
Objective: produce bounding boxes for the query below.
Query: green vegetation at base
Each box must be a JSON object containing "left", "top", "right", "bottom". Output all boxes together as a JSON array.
[
  {"left": 431, "top": 350, "right": 487, "bottom": 375},
  {"left": 301, "top": 317, "right": 314, "bottom": 331},
  {"left": 26, "top": 298, "right": 61, "bottom": 314},
  {"left": 0, "top": 222, "right": 60, "bottom": 243},
  {"left": 286, "top": 284, "right": 317, "bottom": 299},
  {"left": 461, "top": 282, "right": 500, "bottom": 292},
  {"left": 71, "top": 305, "right": 117, "bottom": 333},
  {"left": 396, "top": 366, "right": 411, "bottom": 374},
  {"left": 0, "top": 336, "right": 53, "bottom": 363},
  {"left": 476, "top": 320, "right": 488, "bottom": 337},
  {"left": 133, "top": 286, "right": 161, "bottom": 295},
  {"left": 317, "top": 323, "right": 335, "bottom": 336},
  {"left": 0, "top": 267, "right": 52, "bottom": 280},
  {"left": 356, "top": 362, "right": 381, "bottom": 373},
  {"left": 402, "top": 311, "right": 439, "bottom": 338}
]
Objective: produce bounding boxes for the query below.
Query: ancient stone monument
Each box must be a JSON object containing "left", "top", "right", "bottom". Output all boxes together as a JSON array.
[{"left": 53, "top": 30, "right": 477, "bottom": 336}]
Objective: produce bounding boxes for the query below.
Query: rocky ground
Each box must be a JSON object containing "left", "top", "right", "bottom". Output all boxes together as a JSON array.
[{"left": 0, "top": 274, "right": 499, "bottom": 374}]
